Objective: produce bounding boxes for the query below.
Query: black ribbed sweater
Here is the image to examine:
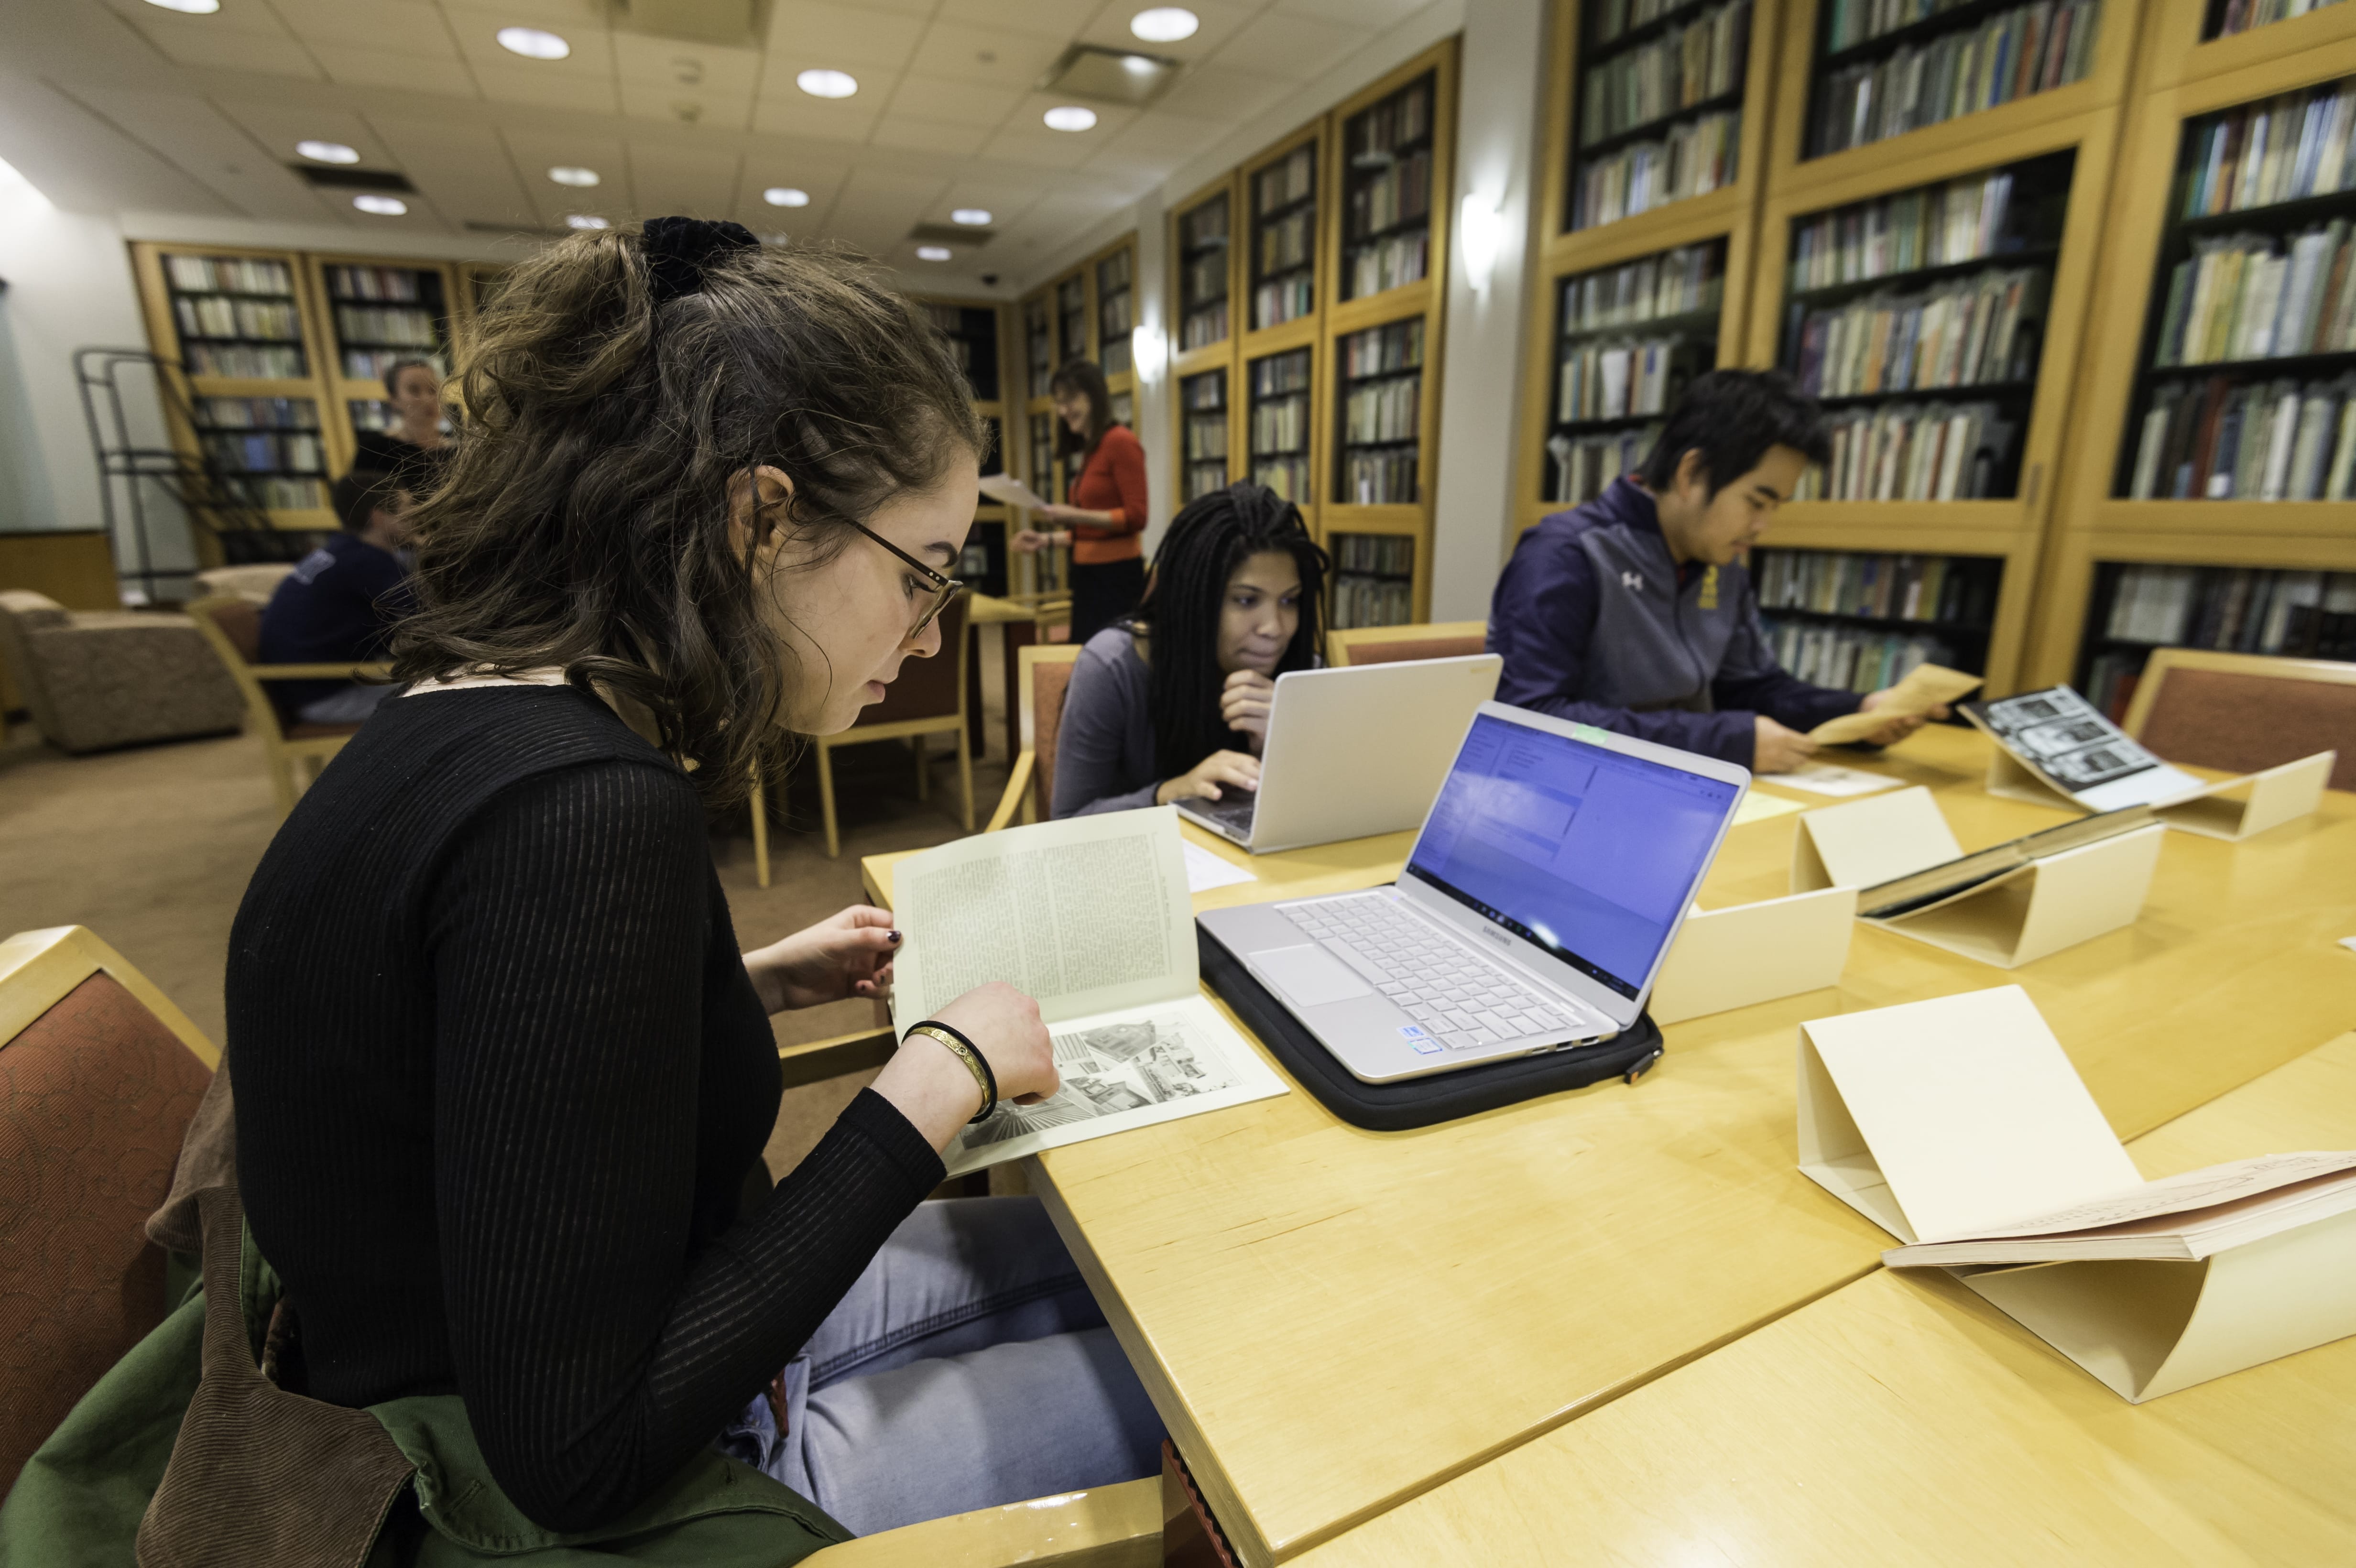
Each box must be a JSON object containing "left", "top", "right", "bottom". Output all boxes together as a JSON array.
[{"left": 228, "top": 685, "right": 944, "bottom": 1532}]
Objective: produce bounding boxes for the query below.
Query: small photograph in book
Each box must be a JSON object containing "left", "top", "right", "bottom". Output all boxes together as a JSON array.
[{"left": 1963, "top": 686, "right": 2179, "bottom": 793}]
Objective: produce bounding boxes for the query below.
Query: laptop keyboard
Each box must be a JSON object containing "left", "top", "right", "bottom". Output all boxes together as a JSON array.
[
  {"left": 1190, "top": 792, "right": 1256, "bottom": 832},
  {"left": 1280, "top": 893, "right": 1596, "bottom": 1055}
]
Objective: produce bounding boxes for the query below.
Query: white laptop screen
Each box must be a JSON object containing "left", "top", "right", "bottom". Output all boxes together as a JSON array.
[{"left": 1402, "top": 714, "right": 1740, "bottom": 999}]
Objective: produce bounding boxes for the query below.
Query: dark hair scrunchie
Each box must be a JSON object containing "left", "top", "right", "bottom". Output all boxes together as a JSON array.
[{"left": 643, "top": 216, "right": 759, "bottom": 305}]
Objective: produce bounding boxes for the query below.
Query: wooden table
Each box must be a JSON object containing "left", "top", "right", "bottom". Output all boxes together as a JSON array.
[
  {"left": 1290, "top": 1032, "right": 2356, "bottom": 1567},
  {"left": 862, "top": 728, "right": 2356, "bottom": 1566}
]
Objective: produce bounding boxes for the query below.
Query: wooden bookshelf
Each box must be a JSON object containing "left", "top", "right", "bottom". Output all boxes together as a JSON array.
[
  {"left": 452, "top": 261, "right": 509, "bottom": 345},
  {"left": 2139, "top": 0, "right": 2356, "bottom": 89},
  {"left": 1008, "top": 233, "right": 1138, "bottom": 596},
  {"left": 914, "top": 294, "right": 1021, "bottom": 599},
  {"left": 304, "top": 253, "right": 458, "bottom": 478},
  {"left": 1170, "top": 172, "right": 1244, "bottom": 507},
  {"left": 1243, "top": 122, "right": 1326, "bottom": 354}
]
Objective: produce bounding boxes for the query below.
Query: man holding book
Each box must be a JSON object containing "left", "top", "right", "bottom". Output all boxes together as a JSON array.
[{"left": 1489, "top": 370, "right": 1946, "bottom": 773}]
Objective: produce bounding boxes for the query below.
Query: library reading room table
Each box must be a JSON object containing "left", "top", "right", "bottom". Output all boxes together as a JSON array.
[{"left": 859, "top": 726, "right": 2356, "bottom": 1567}]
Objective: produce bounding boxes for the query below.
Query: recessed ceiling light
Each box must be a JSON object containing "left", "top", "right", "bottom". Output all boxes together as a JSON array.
[
  {"left": 950, "top": 208, "right": 992, "bottom": 226},
  {"left": 143, "top": 0, "right": 221, "bottom": 13},
  {"left": 352, "top": 194, "right": 407, "bottom": 216},
  {"left": 796, "top": 68, "right": 858, "bottom": 99},
  {"left": 1043, "top": 105, "right": 1098, "bottom": 132},
  {"left": 566, "top": 213, "right": 610, "bottom": 229},
  {"left": 1130, "top": 7, "right": 1199, "bottom": 42},
  {"left": 764, "top": 186, "right": 810, "bottom": 207},
  {"left": 496, "top": 26, "right": 570, "bottom": 60},
  {"left": 296, "top": 140, "right": 360, "bottom": 164},
  {"left": 915, "top": 245, "right": 952, "bottom": 262},
  {"left": 548, "top": 165, "right": 599, "bottom": 187}
]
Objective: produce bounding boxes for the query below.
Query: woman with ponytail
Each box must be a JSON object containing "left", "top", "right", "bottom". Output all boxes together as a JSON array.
[{"left": 1052, "top": 481, "right": 1328, "bottom": 817}]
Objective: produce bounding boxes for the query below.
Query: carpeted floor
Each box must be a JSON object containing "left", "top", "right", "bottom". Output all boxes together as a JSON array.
[{"left": 0, "top": 717, "right": 1009, "bottom": 1179}]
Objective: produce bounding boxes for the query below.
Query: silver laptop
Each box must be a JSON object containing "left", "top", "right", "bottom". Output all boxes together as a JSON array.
[
  {"left": 1175, "top": 654, "right": 1501, "bottom": 854},
  {"left": 1199, "top": 702, "right": 1751, "bottom": 1084}
]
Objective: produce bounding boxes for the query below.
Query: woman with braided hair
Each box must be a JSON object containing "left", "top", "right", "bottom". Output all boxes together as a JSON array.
[{"left": 1052, "top": 480, "right": 1329, "bottom": 817}]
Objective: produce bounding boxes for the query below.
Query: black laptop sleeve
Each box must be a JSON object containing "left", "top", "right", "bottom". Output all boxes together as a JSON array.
[{"left": 1198, "top": 922, "right": 1665, "bottom": 1132}]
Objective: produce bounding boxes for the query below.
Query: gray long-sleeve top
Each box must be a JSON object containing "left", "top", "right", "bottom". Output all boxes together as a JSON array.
[{"left": 1051, "top": 627, "right": 1162, "bottom": 817}]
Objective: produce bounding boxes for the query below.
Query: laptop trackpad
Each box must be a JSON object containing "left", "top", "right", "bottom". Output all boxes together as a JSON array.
[{"left": 1252, "top": 944, "right": 1373, "bottom": 1007}]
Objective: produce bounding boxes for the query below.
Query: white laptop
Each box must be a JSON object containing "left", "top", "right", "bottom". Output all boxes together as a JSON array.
[
  {"left": 1175, "top": 654, "right": 1500, "bottom": 854},
  {"left": 1198, "top": 702, "right": 1750, "bottom": 1084}
]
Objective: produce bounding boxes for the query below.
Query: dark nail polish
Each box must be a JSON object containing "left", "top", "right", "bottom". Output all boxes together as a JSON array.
[{"left": 888, "top": 930, "right": 902, "bottom": 943}]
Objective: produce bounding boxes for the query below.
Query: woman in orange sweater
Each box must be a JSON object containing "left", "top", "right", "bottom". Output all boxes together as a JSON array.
[{"left": 1016, "top": 359, "right": 1148, "bottom": 643}]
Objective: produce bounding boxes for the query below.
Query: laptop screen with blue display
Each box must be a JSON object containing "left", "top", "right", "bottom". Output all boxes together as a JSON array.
[{"left": 1404, "top": 714, "right": 1740, "bottom": 998}]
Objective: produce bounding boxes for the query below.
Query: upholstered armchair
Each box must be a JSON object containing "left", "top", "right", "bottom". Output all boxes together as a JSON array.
[{"left": 0, "top": 591, "right": 243, "bottom": 755}]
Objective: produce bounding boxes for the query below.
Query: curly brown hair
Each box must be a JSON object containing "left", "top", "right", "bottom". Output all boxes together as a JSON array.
[{"left": 390, "top": 225, "right": 983, "bottom": 806}]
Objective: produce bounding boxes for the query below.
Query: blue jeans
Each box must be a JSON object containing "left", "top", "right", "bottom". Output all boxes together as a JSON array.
[{"left": 719, "top": 1197, "right": 1165, "bottom": 1536}]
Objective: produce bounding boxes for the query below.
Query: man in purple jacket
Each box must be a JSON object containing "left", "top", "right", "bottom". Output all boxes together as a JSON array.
[{"left": 1490, "top": 370, "right": 1944, "bottom": 772}]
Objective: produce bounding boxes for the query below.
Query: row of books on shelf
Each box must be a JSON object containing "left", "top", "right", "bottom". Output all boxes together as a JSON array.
[
  {"left": 1181, "top": 301, "right": 1230, "bottom": 350},
  {"left": 165, "top": 255, "right": 292, "bottom": 296},
  {"left": 1181, "top": 251, "right": 1228, "bottom": 310},
  {"left": 184, "top": 343, "right": 305, "bottom": 379},
  {"left": 175, "top": 295, "right": 301, "bottom": 342},
  {"left": 919, "top": 303, "right": 967, "bottom": 333},
  {"left": 1763, "top": 620, "right": 1954, "bottom": 694},
  {"left": 1792, "top": 402, "right": 2018, "bottom": 501},
  {"left": 1790, "top": 266, "right": 2047, "bottom": 397},
  {"left": 1181, "top": 199, "right": 1231, "bottom": 250},
  {"left": 1346, "top": 233, "right": 1429, "bottom": 297},
  {"left": 1343, "top": 378, "right": 1420, "bottom": 443},
  {"left": 225, "top": 475, "right": 325, "bottom": 511},
  {"left": 1185, "top": 418, "right": 1229, "bottom": 461},
  {"left": 1572, "top": 110, "right": 1738, "bottom": 229},
  {"left": 2128, "top": 373, "right": 2356, "bottom": 500},
  {"left": 1259, "top": 210, "right": 1314, "bottom": 277},
  {"left": 1252, "top": 352, "right": 1311, "bottom": 398},
  {"left": 334, "top": 305, "right": 439, "bottom": 349},
  {"left": 1100, "top": 250, "right": 1132, "bottom": 292},
  {"left": 1183, "top": 373, "right": 1225, "bottom": 410},
  {"left": 2153, "top": 224, "right": 2356, "bottom": 366},
  {"left": 1257, "top": 145, "right": 1316, "bottom": 215},
  {"left": 1557, "top": 337, "right": 1691, "bottom": 422},
  {"left": 202, "top": 430, "right": 323, "bottom": 474},
  {"left": 1564, "top": 243, "right": 1722, "bottom": 334},
  {"left": 194, "top": 395, "right": 317, "bottom": 431},
  {"left": 2211, "top": 0, "right": 2346, "bottom": 39},
  {"left": 1347, "top": 148, "right": 1430, "bottom": 239},
  {"left": 1331, "top": 575, "right": 1416, "bottom": 630},
  {"left": 1253, "top": 454, "right": 1312, "bottom": 502},
  {"left": 1350, "top": 80, "right": 1432, "bottom": 157},
  {"left": 2099, "top": 563, "right": 2356, "bottom": 654},
  {"left": 1811, "top": 0, "right": 2100, "bottom": 158},
  {"left": 1578, "top": 0, "right": 1750, "bottom": 147},
  {"left": 1342, "top": 450, "right": 1419, "bottom": 504},
  {"left": 1342, "top": 319, "right": 1424, "bottom": 376},
  {"left": 1332, "top": 531, "right": 1417, "bottom": 576},
  {"left": 1826, "top": 0, "right": 1984, "bottom": 52},
  {"left": 1252, "top": 396, "right": 1309, "bottom": 454},
  {"left": 1184, "top": 459, "right": 1232, "bottom": 501},
  {"left": 327, "top": 265, "right": 431, "bottom": 303},
  {"left": 1546, "top": 426, "right": 1654, "bottom": 506},
  {"left": 1789, "top": 169, "right": 2023, "bottom": 292},
  {"left": 2178, "top": 81, "right": 2356, "bottom": 219},
  {"left": 344, "top": 348, "right": 440, "bottom": 382},
  {"left": 1593, "top": 0, "right": 1691, "bottom": 46},
  {"left": 1101, "top": 290, "right": 1134, "bottom": 341},
  {"left": 1755, "top": 548, "right": 1994, "bottom": 625}
]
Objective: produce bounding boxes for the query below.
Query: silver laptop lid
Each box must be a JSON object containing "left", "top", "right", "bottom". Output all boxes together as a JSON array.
[
  {"left": 1245, "top": 654, "right": 1502, "bottom": 851},
  {"left": 1395, "top": 702, "right": 1751, "bottom": 1028}
]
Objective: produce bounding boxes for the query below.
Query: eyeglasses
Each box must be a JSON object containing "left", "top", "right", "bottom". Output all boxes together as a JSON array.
[{"left": 849, "top": 519, "right": 965, "bottom": 639}]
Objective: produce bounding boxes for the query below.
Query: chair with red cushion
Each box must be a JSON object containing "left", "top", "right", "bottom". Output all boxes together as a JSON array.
[{"left": 2123, "top": 648, "right": 2356, "bottom": 791}]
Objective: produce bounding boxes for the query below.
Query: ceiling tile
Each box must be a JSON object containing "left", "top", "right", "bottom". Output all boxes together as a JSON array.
[
  {"left": 449, "top": 19, "right": 615, "bottom": 73},
  {"left": 499, "top": 126, "right": 632, "bottom": 210},
  {"left": 628, "top": 144, "right": 742, "bottom": 214},
  {"left": 906, "top": 22, "right": 1064, "bottom": 88},
  {"left": 766, "top": 2, "right": 928, "bottom": 69},
  {"left": 102, "top": 0, "right": 294, "bottom": 38},
  {"left": 369, "top": 114, "right": 541, "bottom": 224},
  {"left": 751, "top": 93, "right": 885, "bottom": 143},
  {"left": 934, "top": 0, "right": 1097, "bottom": 38},
  {"left": 979, "top": 122, "right": 1097, "bottom": 172},
  {"left": 618, "top": 80, "right": 754, "bottom": 130},
  {"left": 611, "top": 37, "right": 764, "bottom": 91},
  {"left": 137, "top": 24, "right": 324, "bottom": 77},
  {"left": 217, "top": 100, "right": 399, "bottom": 166},
  {"left": 1272, "top": 0, "right": 1428, "bottom": 26},
  {"left": 62, "top": 86, "right": 327, "bottom": 219},
  {"left": 1152, "top": 61, "right": 1289, "bottom": 121},
  {"left": 840, "top": 163, "right": 952, "bottom": 199},
  {"left": 310, "top": 47, "right": 480, "bottom": 94},
  {"left": 1207, "top": 10, "right": 1368, "bottom": 79},
  {"left": 270, "top": 0, "right": 459, "bottom": 54},
  {"left": 435, "top": 0, "right": 608, "bottom": 23},
  {"left": 469, "top": 65, "right": 622, "bottom": 112},
  {"left": 1011, "top": 90, "right": 1136, "bottom": 137},
  {"left": 868, "top": 117, "right": 986, "bottom": 155},
  {"left": 880, "top": 75, "right": 1018, "bottom": 128},
  {"left": 1074, "top": 0, "right": 1261, "bottom": 61}
]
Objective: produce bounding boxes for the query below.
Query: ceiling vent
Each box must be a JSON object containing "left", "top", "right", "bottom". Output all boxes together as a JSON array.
[
  {"left": 1036, "top": 44, "right": 1179, "bottom": 107},
  {"left": 622, "top": 0, "right": 758, "bottom": 46},
  {"left": 289, "top": 165, "right": 415, "bottom": 193},
  {"left": 909, "top": 222, "right": 993, "bottom": 248}
]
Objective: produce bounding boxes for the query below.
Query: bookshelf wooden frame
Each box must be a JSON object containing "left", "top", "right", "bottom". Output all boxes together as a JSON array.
[
  {"left": 130, "top": 240, "right": 340, "bottom": 538},
  {"left": 1324, "top": 39, "right": 1458, "bottom": 329},
  {"left": 1169, "top": 171, "right": 1246, "bottom": 503},
  {"left": 1239, "top": 120, "right": 1330, "bottom": 359},
  {"left": 302, "top": 252, "right": 460, "bottom": 480},
  {"left": 1765, "top": 0, "right": 2140, "bottom": 199},
  {"left": 2028, "top": 32, "right": 2356, "bottom": 686},
  {"left": 912, "top": 292, "right": 1022, "bottom": 600},
  {"left": 2139, "top": 0, "right": 2356, "bottom": 89},
  {"left": 1243, "top": 334, "right": 1324, "bottom": 537}
]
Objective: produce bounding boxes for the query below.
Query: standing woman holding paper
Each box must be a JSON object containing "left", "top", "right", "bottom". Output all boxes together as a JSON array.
[
  {"left": 10, "top": 220, "right": 1165, "bottom": 1567},
  {"left": 1015, "top": 358, "right": 1148, "bottom": 642}
]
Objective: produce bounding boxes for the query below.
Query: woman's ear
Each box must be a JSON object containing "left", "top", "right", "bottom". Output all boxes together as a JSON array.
[{"left": 727, "top": 465, "right": 796, "bottom": 563}]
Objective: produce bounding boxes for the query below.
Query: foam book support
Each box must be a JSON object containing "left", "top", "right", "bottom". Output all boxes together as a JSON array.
[
  {"left": 1791, "top": 785, "right": 2165, "bottom": 968},
  {"left": 1797, "top": 987, "right": 2356, "bottom": 1402},
  {"left": 1648, "top": 885, "right": 1857, "bottom": 1025},
  {"left": 1988, "top": 747, "right": 2336, "bottom": 840}
]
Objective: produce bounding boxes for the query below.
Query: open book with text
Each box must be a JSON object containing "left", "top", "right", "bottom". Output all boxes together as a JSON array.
[{"left": 890, "top": 806, "right": 1287, "bottom": 1178}]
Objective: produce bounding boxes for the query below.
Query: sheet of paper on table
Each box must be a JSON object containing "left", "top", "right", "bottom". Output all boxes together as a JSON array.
[
  {"left": 977, "top": 473, "right": 1053, "bottom": 511},
  {"left": 1808, "top": 664, "right": 1982, "bottom": 745},
  {"left": 889, "top": 806, "right": 1287, "bottom": 1178},
  {"left": 1732, "top": 791, "right": 1804, "bottom": 825},
  {"left": 1182, "top": 838, "right": 1258, "bottom": 892},
  {"left": 1757, "top": 764, "right": 1901, "bottom": 796}
]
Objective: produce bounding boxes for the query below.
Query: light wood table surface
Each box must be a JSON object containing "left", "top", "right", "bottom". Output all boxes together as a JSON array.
[
  {"left": 861, "top": 728, "right": 2356, "bottom": 1566},
  {"left": 1292, "top": 1032, "right": 2356, "bottom": 1567}
]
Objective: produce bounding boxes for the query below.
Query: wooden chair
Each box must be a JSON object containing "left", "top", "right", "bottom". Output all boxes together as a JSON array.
[
  {"left": 810, "top": 594, "right": 973, "bottom": 859},
  {"left": 1326, "top": 620, "right": 1488, "bottom": 668},
  {"left": 185, "top": 595, "right": 393, "bottom": 817},
  {"left": 0, "top": 925, "right": 217, "bottom": 1494},
  {"left": 985, "top": 643, "right": 1084, "bottom": 832},
  {"left": 2122, "top": 647, "right": 2356, "bottom": 791}
]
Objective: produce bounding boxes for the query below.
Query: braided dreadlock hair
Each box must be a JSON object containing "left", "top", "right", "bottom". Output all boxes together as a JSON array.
[{"left": 1128, "top": 481, "right": 1328, "bottom": 780}]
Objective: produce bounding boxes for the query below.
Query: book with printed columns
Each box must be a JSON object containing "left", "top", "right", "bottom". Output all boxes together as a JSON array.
[
  {"left": 889, "top": 806, "right": 1287, "bottom": 1178},
  {"left": 1799, "top": 986, "right": 2356, "bottom": 1401}
]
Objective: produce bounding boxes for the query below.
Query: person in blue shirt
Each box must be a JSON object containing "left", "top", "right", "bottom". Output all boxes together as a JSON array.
[
  {"left": 1489, "top": 370, "right": 1946, "bottom": 773},
  {"left": 259, "top": 468, "right": 415, "bottom": 726}
]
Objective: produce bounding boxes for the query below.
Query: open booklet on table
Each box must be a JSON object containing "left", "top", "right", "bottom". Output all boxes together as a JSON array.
[{"left": 889, "top": 806, "right": 1288, "bottom": 1178}]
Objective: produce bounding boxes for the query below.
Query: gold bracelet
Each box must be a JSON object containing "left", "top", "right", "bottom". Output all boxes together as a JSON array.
[{"left": 905, "top": 1022, "right": 997, "bottom": 1123}]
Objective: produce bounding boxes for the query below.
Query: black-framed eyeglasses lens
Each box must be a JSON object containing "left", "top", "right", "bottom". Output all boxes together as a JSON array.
[{"left": 849, "top": 520, "right": 964, "bottom": 637}]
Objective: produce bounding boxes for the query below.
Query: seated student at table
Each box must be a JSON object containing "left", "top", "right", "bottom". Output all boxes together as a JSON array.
[
  {"left": 257, "top": 466, "right": 415, "bottom": 726},
  {"left": 1489, "top": 370, "right": 1942, "bottom": 773},
  {"left": 1053, "top": 480, "right": 1327, "bottom": 817}
]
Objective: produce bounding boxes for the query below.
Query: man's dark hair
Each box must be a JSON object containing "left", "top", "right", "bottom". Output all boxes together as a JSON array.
[
  {"left": 332, "top": 468, "right": 405, "bottom": 534},
  {"left": 1636, "top": 370, "right": 1830, "bottom": 496}
]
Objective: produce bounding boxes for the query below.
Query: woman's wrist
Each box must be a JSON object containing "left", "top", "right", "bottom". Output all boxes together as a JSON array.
[{"left": 869, "top": 1038, "right": 986, "bottom": 1152}]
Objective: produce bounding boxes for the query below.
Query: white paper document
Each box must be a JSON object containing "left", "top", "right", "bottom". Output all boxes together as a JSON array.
[
  {"left": 1757, "top": 764, "right": 1901, "bottom": 796},
  {"left": 977, "top": 472, "right": 1053, "bottom": 511},
  {"left": 889, "top": 807, "right": 1287, "bottom": 1178},
  {"left": 1183, "top": 838, "right": 1258, "bottom": 892}
]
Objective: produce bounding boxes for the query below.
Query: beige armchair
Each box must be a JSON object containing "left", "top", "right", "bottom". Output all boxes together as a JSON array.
[{"left": 0, "top": 591, "right": 243, "bottom": 755}]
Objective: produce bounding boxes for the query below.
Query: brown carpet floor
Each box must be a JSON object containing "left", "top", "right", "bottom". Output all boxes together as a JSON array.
[{"left": 0, "top": 719, "right": 1007, "bottom": 1180}]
